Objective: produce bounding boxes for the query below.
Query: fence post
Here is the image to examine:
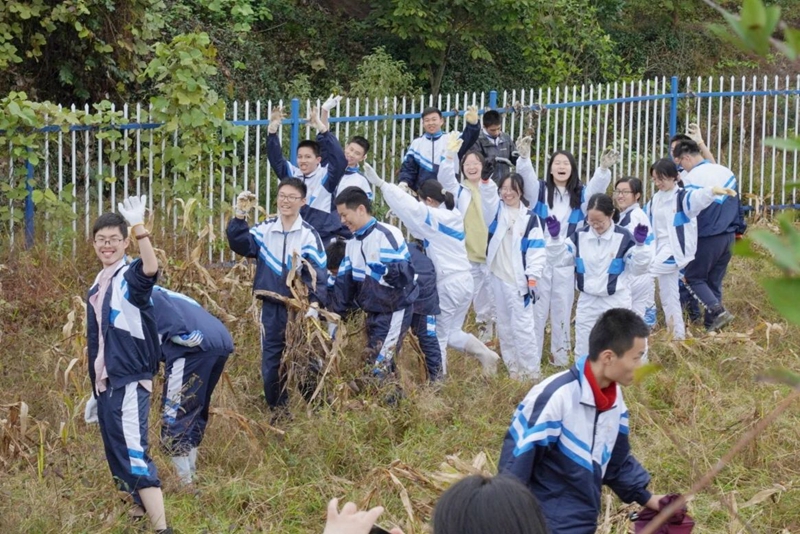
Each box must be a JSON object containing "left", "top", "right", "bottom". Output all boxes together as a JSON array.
[
  {"left": 489, "top": 90, "right": 497, "bottom": 110},
  {"left": 25, "top": 151, "right": 34, "bottom": 249},
  {"left": 669, "top": 76, "right": 679, "bottom": 140},
  {"left": 289, "top": 98, "right": 300, "bottom": 166}
]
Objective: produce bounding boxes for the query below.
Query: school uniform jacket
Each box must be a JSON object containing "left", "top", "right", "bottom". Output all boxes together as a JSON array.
[
  {"left": 680, "top": 160, "right": 746, "bottom": 237},
  {"left": 472, "top": 130, "right": 518, "bottom": 182},
  {"left": 478, "top": 179, "right": 547, "bottom": 296},
  {"left": 498, "top": 356, "right": 652, "bottom": 534},
  {"left": 226, "top": 215, "right": 328, "bottom": 307},
  {"left": 87, "top": 258, "right": 160, "bottom": 394},
  {"left": 332, "top": 218, "right": 419, "bottom": 314},
  {"left": 548, "top": 223, "right": 652, "bottom": 297},
  {"left": 336, "top": 167, "right": 374, "bottom": 200},
  {"left": 398, "top": 122, "right": 479, "bottom": 191},
  {"left": 151, "top": 286, "right": 234, "bottom": 363},
  {"left": 267, "top": 131, "right": 349, "bottom": 242}
]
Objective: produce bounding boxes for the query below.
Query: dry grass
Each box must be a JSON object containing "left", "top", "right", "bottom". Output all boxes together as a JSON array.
[{"left": 0, "top": 239, "right": 799, "bottom": 533}]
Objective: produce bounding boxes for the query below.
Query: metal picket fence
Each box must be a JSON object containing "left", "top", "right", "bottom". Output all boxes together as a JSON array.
[{"left": 3, "top": 75, "right": 800, "bottom": 256}]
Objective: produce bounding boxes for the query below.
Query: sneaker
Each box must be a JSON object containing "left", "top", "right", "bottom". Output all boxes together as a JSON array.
[{"left": 707, "top": 310, "right": 735, "bottom": 332}]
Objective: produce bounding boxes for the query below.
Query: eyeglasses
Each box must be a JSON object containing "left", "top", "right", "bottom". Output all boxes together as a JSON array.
[
  {"left": 94, "top": 237, "right": 124, "bottom": 246},
  {"left": 277, "top": 194, "right": 303, "bottom": 202},
  {"left": 499, "top": 187, "right": 518, "bottom": 194},
  {"left": 613, "top": 190, "right": 633, "bottom": 196}
]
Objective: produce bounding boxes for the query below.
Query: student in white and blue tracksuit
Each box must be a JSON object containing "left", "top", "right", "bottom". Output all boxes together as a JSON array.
[
  {"left": 335, "top": 135, "right": 374, "bottom": 201},
  {"left": 365, "top": 163, "right": 500, "bottom": 376},
  {"left": 150, "top": 286, "right": 234, "bottom": 486},
  {"left": 332, "top": 187, "right": 419, "bottom": 378},
  {"left": 545, "top": 194, "right": 652, "bottom": 358},
  {"left": 397, "top": 106, "right": 480, "bottom": 192},
  {"left": 673, "top": 139, "right": 746, "bottom": 332},
  {"left": 266, "top": 108, "right": 348, "bottom": 243},
  {"left": 88, "top": 199, "right": 171, "bottom": 532},
  {"left": 516, "top": 141, "right": 618, "bottom": 366},
  {"left": 227, "top": 179, "right": 328, "bottom": 409},
  {"left": 437, "top": 147, "right": 496, "bottom": 343},
  {"left": 646, "top": 158, "right": 738, "bottom": 340},
  {"left": 499, "top": 308, "right": 665, "bottom": 534},
  {"left": 480, "top": 173, "right": 547, "bottom": 380},
  {"left": 613, "top": 177, "right": 656, "bottom": 330}
]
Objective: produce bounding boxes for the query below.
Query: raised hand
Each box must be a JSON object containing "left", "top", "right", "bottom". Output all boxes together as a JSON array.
[
  {"left": 516, "top": 135, "right": 532, "bottom": 159},
  {"left": 545, "top": 215, "right": 561, "bottom": 238},
  {"left": 268, "top": 107, "right": 284, "bottom": 134},
  {"left": 118, "top": 195, "right": 147, "bottom": 227},
  {"left": 633, "top": 224, "right": 648, "bottom": 245},
  {"left": 445, "top": 132, "right": 463, "bottom": 159},
  {"left": 686, "top": 123, "right": 705, "bottom": 146},
  {"left": 464, "top": 105, "right": 479, "bottom": 125},
  {"left": 599, "top": 148, "right": 620, "bottom": 170},
  {"left": 321, "top": 94, "right": 343, "bottom": 112},
  {"left": 362, "top": 162, "right": 385, "bottom": 187},
  {"left": 236, "top": 190, "right": 256, "bottom": 218}
]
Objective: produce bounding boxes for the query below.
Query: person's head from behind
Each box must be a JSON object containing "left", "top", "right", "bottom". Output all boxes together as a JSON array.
[
  {"left": 650, "top": 158, "right": 680, "bottom": 192},
  {"left": 422, "top": 107, "right": 444, "bottom": 135},
  {"left": 588, "top": 308, "right": 649, "bottom": 386},
  {"left": 277, "top": 178, "right": 307, "bottom": 218},
  {"left": 461, "top": 151, "right": 484, "bottom": 184},
  {"left": 92, "top": 212, "right": 129, "bottom": 268},
  {"left": 325, "top": 238, "right": 347, "bottom": 276},
  {"left": 614, "top": 177, "right": 643, "bottom": 211},
  {"left": 498, "top": 173, "right": 526, "bottom": 209},
  {"left": 297, "top": 139, "right": 322, "bottom": 175},
  {"left": 345, "top": 136, "right": 370, "bottom": 168},
  {"left": 482, "top": 110, "right": 502, "bottom": 138},
  {"left": 418, "top": 180, "right": 455, "bottom": 210},
  {"left": 669, "top": 133, "right": 692, "bottom": 167},
  {"left": 432, "top": 474, "right": 548, "bottom": 534},
  {"left": 585, "top": 193, "right": 617, "bottom": 235},
  {"left": 335, "top": 186, "right": 372, "bottom": 233},
  {"left": 546, "top": 150, "right": 582, "bottom": 209},
  {"left": 671, "top": 139, "right": 702, "bottom": 173}
]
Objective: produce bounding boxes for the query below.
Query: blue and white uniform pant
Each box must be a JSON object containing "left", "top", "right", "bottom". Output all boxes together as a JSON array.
[
  {"left": 161, "top": 352, "right": 228, "bottom": 457},
  {"left": 366, "top": 306, "right": 413, "bottom": 378},
  {"left": 470, "top": 261, "right": 494, "bottom": 325},
  {"left": 533, "top": 264, "right": 575, "bottom": 366},
  {"left": 491, "top": 274, "right": 540, "bottom": 379},
  {"left": 411, "top": 313, "right": 442, "bottom": 380},
  {"left": 97, "top": 381, "right": 161, "bottom": 506},
  {"left": 260, "top": 300, "right": 288, "bottom": 408},
  {"left": 655, "top": 269, "right": 685, "bottom": 340},
  {"left": 629, "top": 273, "right": 656, "bottom": 329},
  {"left": 436, "top": 271, "right": 475, "bottom": 375},
  {"left": 574, "top": 290, "right": 632, "bottom": 357}
]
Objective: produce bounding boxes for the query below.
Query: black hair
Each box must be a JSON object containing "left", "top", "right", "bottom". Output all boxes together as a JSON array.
[
  {"left": 278, "top": 177, "right": 307, "bottom": 198},
  {"left": 482, "top": 110, "right": 501, "bottom": 128},
  {"left": 546, "top": 150, "right": 582, "bottom": 210},
  {"left": 588, "top": 308, "right": 650, "bottom": 361},
  {"left": 586, "top": 193, "right": 619, "bottom": 223},
  {"left": 498, "top": 173, "right": 529, "bottom": 207},
  {"left": 325, "top": 238, "right": 347, "bottom": 272},
  {"left": 422, "top": 106, "right": 442, "bottom": 119},
  {"left": 432, "top": 475, "right": 549, "bottom": 534},
  {"left": 347, "top": 135, "right": 370, "bottom": 155},
  {"left": 669, "top": 133, "right": 692, "bottom": 145},
  {"left": 615, "top": 177, "right": 643, "bottom": 203},
  {"left": 297, "top": 139, "right": 321, "bottom": 158},
  {"left": 671, "top": 139, "right": 701, "bottom": 159},
  {"left": 93, "top": 212, "right": 128, "bottom": 238},
  {"left": 334, "top": 186, "right": 371, "bottom": 213},
  {"left": 460, "top": 151, "right": 485, "bottom": 181},
  {"left": 649, "top": 158, "right": 679, "bottom": 181},
  {"left": 418, "top": 180, "right": 455, "bottom": 210}
]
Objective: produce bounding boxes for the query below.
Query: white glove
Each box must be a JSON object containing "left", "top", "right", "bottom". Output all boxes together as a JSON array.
[
  {"left": 236, "top": 190, "right": 256, "bottom": 218},
  {"left": 397, "top": 182, "right": 411, "bottom": 195},
  {"left": 711, "top": 186, "right": 737, "bottom": 197},
  {"left": 362, "top": 162, "right": 385, "bottom": 187},
  {"left": 321, "top": 94, "right": 342, "bottom": 112},
  {"left": 304, "top": 305, "right": 319, "bottom": 319},
  {"left": 327, "top": 321, "right": 337, "bottom": 339},
  {"left": 308, "top": 106, "right": 328, "bottom": 134},
  {"left": 687, "top": 123, "right": 705, "bottom": 146},
  {"left": 464, "top": 105, "right": 479, "bottom": 125},
  {"left": 599, "top": 148, "right": 620, "bottom": 170},
  {"left": 84, "top": 395, "right": 98, "bottom": 424},
  {"left": 516, "top": 136, "right": 532, "bottom": 159},
  {"left": 268, "top": 107, "right": 283, "bottom": 134},
  {"left": 171, "top": 330, "right": 204, "bottom": 347},
  {"left": 118, "top": 195, "right": 147, "bottom": 226},
  {"left": 444, "top": 132, "right": 463, "bottom": 160}
]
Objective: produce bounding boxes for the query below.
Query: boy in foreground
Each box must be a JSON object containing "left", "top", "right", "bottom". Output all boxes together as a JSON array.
[
  {"left": 498, "top": 308, "right": 665, "bottom": 534},
  {"left": 87, "top": 196, "right": 171, "bottom": 533}
]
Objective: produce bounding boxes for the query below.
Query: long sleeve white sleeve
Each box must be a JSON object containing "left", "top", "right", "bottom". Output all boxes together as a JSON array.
[
  {"left": 581, "top": 166, "right": 613, "bottom": 212},
  {"left": 515, "top": 157, "right": 541, "bottom": 206},
  {"left": 479, "top": 180, "right": 500, "bottom": 228}
]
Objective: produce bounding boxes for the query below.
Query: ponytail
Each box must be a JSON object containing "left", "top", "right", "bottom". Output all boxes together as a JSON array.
[{"left": 418, "top": 180, "right": 455, "bottom": 210}]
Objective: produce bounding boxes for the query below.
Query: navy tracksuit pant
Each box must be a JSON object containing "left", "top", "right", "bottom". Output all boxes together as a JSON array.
[
  {"left": 260, "top": 300, "right": 289, "bottom": 408},
  {"left": 411, "top": 313, "right": 442, "bottom": 381},
  {"left": 684, "top": 232, "right": 734, "bottom": 328}
]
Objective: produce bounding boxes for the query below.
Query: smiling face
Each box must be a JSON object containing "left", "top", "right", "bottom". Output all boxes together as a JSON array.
[
  {"left": 462, "top": 152, "right": 483, "bottom": 183},
  {"left": 422, "top": 112, "right": 444, "bottom": 135},
  {"left": 498, "top": 176, "right": 522, "bottom": 209},
  {"left": 549, "top": 153, "right": 573, "bottom": 187},
  {"left": 586, "top": 208, "right": 613, "bottom": 235},
  {"left": 337, "top": 203, "right": 370, "bottom": 233},
  {"left": 297, "top": 146, "right": 321, "bottom": 175},
  {"left": 277, "top": 183, "right": 306, "bottom": 218},
  {"left": 93, "top": 227, "right": 129, "bottom": 267},
  {"left": 600, "top": 337, "right": 647, "bottom": 386},
  {"left": 652, "top": 171, "right": 677, "bottom": 192},
  {"left": 613, "top": 182, "right": 638, "bottom": 211},
  {"left": 344, "top": 142, "right": 366, "bottom": 168}
]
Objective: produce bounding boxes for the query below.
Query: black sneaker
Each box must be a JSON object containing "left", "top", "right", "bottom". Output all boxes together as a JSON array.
[{"left": 707, "top": 310, "right": 735, "bottom": 332}]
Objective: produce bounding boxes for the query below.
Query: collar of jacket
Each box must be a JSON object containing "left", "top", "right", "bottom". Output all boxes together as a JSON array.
[
  {"left": 345, "top": 166, "right": 361, "bottom": 174},
  {"left": 590, "top": 223, "right": 616, "bottom": 241},
  {"left": 354, "top": 217, "right": 378, "bottom": 239},
  {"left": 267, "top": 215, "right": 305, "bottom": 233},
  {"left": 423, "top": 131, "right": 444, "bottom": 140}
]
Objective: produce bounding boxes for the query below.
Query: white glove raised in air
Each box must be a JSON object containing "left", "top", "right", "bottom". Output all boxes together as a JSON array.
[
  {"left": 687, "top": 123, "right": 705, "bottom": 146},
  {"left": 445, "top": 132, "right": 463, "bottom": 160},
  {"left": 362, "top": 162, "right": 385, "bottom": 187},
  {"left": 516, "top": 136, "right": 532, "bottom": 159},
  {"left": 118, "top": 195, "right": 147, "bottom": 226},
  {"left": 171, "top": 330, "right": 204, "bottom": 348},
  {"left": 321, "top": 94, "right": 342, "bottom": 112},
  {"left": 599, "top": 148, "right": 620, "bottom": 171},
  {"left": 308, "top": 106, "right": 328, "bottom": 134},
  {"left": 464, "top": 105, "right": 479, "bottom": 125},
  {"left": 235, "top": 190, "right": 256, "bottom": 218},
  {"left": 268, "top": 107, "right": 284, "bottom": 135}
]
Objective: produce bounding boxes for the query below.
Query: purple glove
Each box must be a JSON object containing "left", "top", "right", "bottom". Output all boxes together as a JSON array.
[
  {"left": 545, "top": 216, "right": 561, "bottom": 238},
  {"left": 633, "top": 224, "right": 648, "bottom": 245}
]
